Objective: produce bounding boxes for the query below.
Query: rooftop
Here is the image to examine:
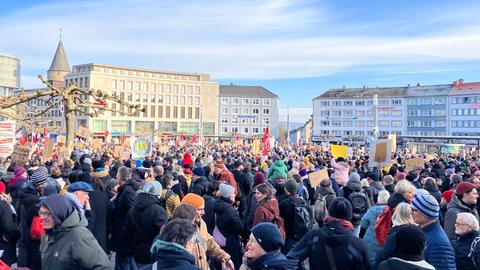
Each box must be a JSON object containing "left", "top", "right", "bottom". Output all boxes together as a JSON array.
[
  {"left": 314, "top": 86, "right": 407, "bottom": 100},
  {"left": 48, "top": 40, "right": 70, "bottom": 72},
  {"left": 451, "top": 80, "right": 480, "bottom": 95},
  {"left": 71, "top": 63, "right": 210, "bottom": 78},
  {"left": 405, "top": 84, "right": 452, "bottom": 97},
  {"left": 220, "top": 84, "right": 278, "bottom": 98}
]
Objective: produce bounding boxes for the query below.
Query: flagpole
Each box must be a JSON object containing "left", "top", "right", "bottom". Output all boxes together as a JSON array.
[{"left": 286, "top": 106, "right": 290, "bottom": 146}]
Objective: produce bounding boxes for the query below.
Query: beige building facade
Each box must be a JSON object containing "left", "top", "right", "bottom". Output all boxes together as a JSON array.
[{"left": 64, "top": 63, "right": 219, "bottom": 137}]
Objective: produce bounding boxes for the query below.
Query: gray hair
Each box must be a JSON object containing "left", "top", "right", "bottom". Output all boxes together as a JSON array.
[
  {"left": 394, "top": 180, "right": 416, "bottom": 194},
  {"left": 377, "top": 190, "right": 390, "bottom": 205},
  {"left": 392, "top": 202, "right": 416, "bottom": 226},
  {"left": 457, "top": 212, "right": 480, "bottom": 231},
  {"left": 117, "top": 166, "right": 132, "bottom": 181}
]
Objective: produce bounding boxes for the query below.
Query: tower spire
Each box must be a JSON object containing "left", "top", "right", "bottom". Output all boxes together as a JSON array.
[{"left": 47, "top": 35, "right": 71, "bottom": 88}]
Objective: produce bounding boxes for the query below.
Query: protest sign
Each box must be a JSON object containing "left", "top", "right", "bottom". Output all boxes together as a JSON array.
[
  {"left": 76, "top": 127, "right": 91, "bottom": 139},
  {"left": 11, "top": 144, "right": 31, "bottom": 165},
  {"left": 92, "top": 139, "right": 102, "bottom": 150},
  {"left": 57, "top": 135, "right": 66, "bottom": 144},
  {"left": 252, "top": 139, "right": 260, "bottom": 155},
  {"left": 388, "top": 134, "right": 397, "bottom": 153},
  {"left": 114, "top": 146, "right": 124, "bottom": 158},
  {"left": 43, "top": 138, "right": 54, "bottom": 160},
  {"left": 75, "top": 141, "right": 85, "bottom": 149},
  {"left": 58, "top": 146, "right": 68, "bottom": 159},
  {"left": 131, "top": 137, "right": 153, "bottom": 159},
  {"left": 308, "top": 169, "right": 329, "bottom": 187},
  {"left": 330, "top": 145, "right": 347, "bottom": 159},
  {"left": 0, "top": 121, "right": 15, "bottom": 159},
  {"left": 369, "top": 139, "right": 391, "bottom": 168},
  {"left": 159, "top": 145, "right": 169, "bottom": 154},
  {"left": 405, "top": 157, "right": 425, "bottom": 172}
]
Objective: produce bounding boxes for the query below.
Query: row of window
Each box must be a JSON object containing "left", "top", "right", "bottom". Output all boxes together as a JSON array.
[
  {"left": 111, "top": 80, "right": 201, "bottom": 95},
  {"left": 451, "top": 120, "right": 480, "bottom": 128},
  {"left": 111, "top": 92, "right": 200, "bottom": 106},
  {"left": 319, "top": 99, "right": 401, "bottom": 107},
  {"left": 407, "top": 131, "right": 447, "bottom": 136},
  {"left": 451, "top": 96, "right": 480, "bottom": 104},
  {"left": 74, "top": 66, "right": 201, "bottom": 82},
  {"left": 407, "top": 120, "right": 446, "bottom": 128},
  {"left": 407, "top": 97, "right": 446, "bottom": 105},
  {"left": 110, "top": 105, "right": 201, "bottom": 120},
  {"left": 318, "top": 130, "right": 402, "bottom": 137},
  {"left": 451, "top": 108, "right": 480, "bottom": 116},
  {"left": 408, "top": 109, "right": 446, "bottom": 117},
  {"left": 220, "top": 97, "right": 271, "bottom": 106},
  {"left": 221, "top": 107, "right": 270, "bottom": 115},
  {"left": 320, "top": 120, "right": 402, "bottom": 127},
  {"left": 220, "top": 116, "right": 270, "bottom": 125},
  {"left": 220, "top": 126, "right": 267, "bottom": 135},
  {"left": 66, "top": 77, "right": 89, "bottom": 88},
  {"left": 320, "top": 110, "right": 402, "bottom": 117}
]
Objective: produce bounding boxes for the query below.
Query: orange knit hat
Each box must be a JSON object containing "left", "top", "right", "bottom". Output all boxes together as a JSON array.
[{"left": 182, "top": 193, "right": 205, "bottom": 209}]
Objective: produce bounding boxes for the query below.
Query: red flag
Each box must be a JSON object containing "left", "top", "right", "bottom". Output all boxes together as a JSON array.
[
  {"left": 32, "top": 132, "right": 37, "bottom": 144},
  {"left": 262, "top": 127, "right": 270, "bottom": 156}
]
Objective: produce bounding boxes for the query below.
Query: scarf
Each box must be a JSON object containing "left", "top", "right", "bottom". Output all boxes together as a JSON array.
[{"left": 325, "top": 216, "right": 354, "bottom": 231}]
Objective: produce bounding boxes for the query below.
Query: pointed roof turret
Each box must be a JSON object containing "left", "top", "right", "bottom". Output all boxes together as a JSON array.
[{"left": 48, "top": 40, "right": 70, "bottom": 72}]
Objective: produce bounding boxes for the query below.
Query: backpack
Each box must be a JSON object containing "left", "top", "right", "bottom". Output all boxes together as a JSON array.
[
  {"left": 348, "top": 191, "right": 368, "bottom": 220},
  {"left": 264, "top": 205, "right": 286, "bottom": 239},
  {"left": 374, "top": 206, "right": 393, "bottom": 246},
  {"left": 30, "top": 215, "right": 44, "bottom": 240},
  {"left": 468, "top": 236, "right": 480, "bottom": 268},
  {"left": 291, "top": 198, "right": 315, "bottom": 240},
  {"left": 314, "top": 194, "right": 329, "bottom": 223},
  {"left": 160, "top": 189, "right": 174, "bottom": 210}
]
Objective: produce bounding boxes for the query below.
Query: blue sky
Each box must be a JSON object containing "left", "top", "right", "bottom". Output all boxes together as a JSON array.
[{"left": 1, "top": 0, "right": 480, "bottom": 123}]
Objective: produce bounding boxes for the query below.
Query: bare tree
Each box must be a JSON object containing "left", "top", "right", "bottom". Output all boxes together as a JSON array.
[{"left": 0, "top": 75, "right": 144, "bottom": 153}]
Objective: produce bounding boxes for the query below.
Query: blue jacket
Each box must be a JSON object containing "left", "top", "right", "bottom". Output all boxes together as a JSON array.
[
  {"left": 422, "top": 220, "right": 456, "bottom": 270},
  {"left": 454, "top": 230, "right": 480, "bottom": 270},
  {"left": 360, "top": 205, "right": 386, "bottom": 261}
]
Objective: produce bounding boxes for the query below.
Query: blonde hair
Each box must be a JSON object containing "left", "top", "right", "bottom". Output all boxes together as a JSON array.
[
  {"left": 394, "top": 180, "right": 416, "bottom": 194},
  {"left": 392, "top": 202, "right": 416, "bottom": 226},
  {"left": 173, "top": 165, "right": 184, "bottom": 176},
  {"left": 377, "top": 190, "right": 390, "bottom": 205}
]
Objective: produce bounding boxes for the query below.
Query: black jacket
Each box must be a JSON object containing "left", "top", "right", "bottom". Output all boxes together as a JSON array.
[
  {"left": 213, "top": 197, "right": 242, "bottom": 237},
  {"left": 378, "top": 256, "right": 435, "bottom": 270},
  {"left": 88, "top": 190, "right": 109, "bottom": 251},
  {"left": 190, "top": 176, "right": 209, "bottom": 196},
  {"left": 140, "top": 240, "right": 201, "bottom": 270},
  {"left": 288, "top": 220, "right": 371, "bottom": 270},
  {"left": 0, "top": 199, "right": 19, "bottom": 265},
  {"left": 279, "top": 194, "right": 305, "bottom": 240},
  {"left": 454, "top": 230, "right": 480, "bottom": 270},
  {"left": 125, "top": 192, "right": 168, "bottom": 264},
  {"left": 202, "top": 193, "right": 216, "bottom": 234},
  {"left": 109, "top": 182, "right": 137, "bottom": 252},
  {"left": 246, "top": 250, "right": 298, "bottom": 270}
]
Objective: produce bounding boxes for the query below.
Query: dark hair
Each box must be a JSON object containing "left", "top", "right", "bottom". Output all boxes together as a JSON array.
[
  {"left": 172, "top": 204, "right": 196, "bottom": 221},
  {"left": 256, "top": 183, "right": 273, "bottom": 202},
  {"left": 160, "top": 219, "right": 197, "bottom": 246},
  {"left": 206, "top": 181, "right": 220, "bottom": 195}
]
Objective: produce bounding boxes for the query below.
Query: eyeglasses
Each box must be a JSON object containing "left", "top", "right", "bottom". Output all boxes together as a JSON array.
[{"left": 38, "top": 211, "right": 52, "bottom": 218}]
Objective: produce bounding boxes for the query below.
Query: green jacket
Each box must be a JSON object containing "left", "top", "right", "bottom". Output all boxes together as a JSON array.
[
  {"left": 267, "top": 160, "right": 288, "bottom": 180},
  {"left": 40, "top": 209, "right": 110, "bottom": 270}
]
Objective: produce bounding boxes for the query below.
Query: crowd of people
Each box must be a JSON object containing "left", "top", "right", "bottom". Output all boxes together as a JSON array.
[{"left": 0, "top": 142, "right": 480, "bottom": 270}]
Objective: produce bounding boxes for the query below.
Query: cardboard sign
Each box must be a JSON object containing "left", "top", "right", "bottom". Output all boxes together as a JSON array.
[
  {"left": 330, "top": 145, "right": 347, "bottom": 159},
  {"left": 369, "top": 139, "right": 391, "bottom": 168},
  {"left": 388, "top": 134, "right": 397, "bottom": 153},
  {"left": 405, "top": 157, "right": 425, "bottom": 172},
  {"left": 131, "top": 137, "right": 153, "bottom": 159},
  {"left": 92, "top": 139, "right": 102, "bottom": 150},
  {"left": 76, "top": 127, "right": 91, "bottom": 139},
  {"left": 0, "top": 121, "right": 15, "bottom": 159},
  {"left": 424, "top": 154, "right": 436, "bottom": 162},
  {"left": 159, "top": 145, "right": 170, "bottom": 154},
  {"left": 308, "top": 169, "right": 329, "bottom": 187},
  {"left": 252, "top": 139, "right": 260, "bottom": 155},
  {"left": 114, "top": 146, "right": 124, "bottom": 159},
  {"left": 11, "top": 144, "right": 31, "bottom": 165},
  {"left": 75, "top": 141, "right": 85, "bottom": 149},
  {"left": 58, "top": 146, "right": 68, "bottom": 159},
  {"left": 57, "top": 135, "right": 66, "bottom": 144},
  {"left": 43, "top": 138, "right": 54, "bottom": 160}
]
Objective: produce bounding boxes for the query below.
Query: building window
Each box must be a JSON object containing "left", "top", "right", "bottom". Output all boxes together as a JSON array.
[
  {"left": 435, "top": 120, "right": 446, "bottom": 127},
  {"left": 242, "top": 108, "right": 249, "bottom": 115},
  {"left": 143, "top": 94, "right": 148, "bottom": 102},
  {"left": 243, "top": 127, "right": 249, "bottom": 134},
  {"left": 241, "top": 118, "right": 249, "bottom": 124},
  {"left": 379, "top": 100, "right": 389, "bottom": 106},
  {"left": 180, "top": 107, "right": 185, "bottom": 118},
  {"left": 253, "top": 127, "right": 259, "bottom": 134},
  {"left": 231, "top": 117, "right": 239, "bottom": 124},
  {"left": 355, "top": 121, "right": 365, "bottom": 127},
  {"left": 391, "top": 110, "right": 402, "bottom": 117},
  {"left": 344, "top": 101, "right": 353, "bottom": 106},
  {"left": 366, "top": 121, "right": 374, "bottom": 127},
  {"left": 221, "top": 107, "right": 229, "bottom": 114},
  {"left": 242, "top": 98, "right": 250, "bottom": 105},
  {"left": 355, "top": 100, "right": 365, "bottom": 106},
  {"left": 408, "top": 98, "right": 417, "bottom": 105},
  {"left": 232, "top": 98, "right": 239, "bottom": 105},
  {"left": 320, "top": 101, "right": 330, "bottom": 107},
  {"left": 195, "top": 86, "right": 200, "bottom": 95},
  {"left": 221, "top": 117, "right": 228, "bottom": 124},
  {"left": 391, "top": 121, "right": 402, "bottom": 127},
  {"left": 420, "top": 97, "right": 432, "bottom": 105},
  {"left": 158, "top": 84, "right": 163, "bottom": 93},
  {"left": 127, "top": 81, "right": 132, "bottom": 90},
  {"left": 333, "top": 101, "right": 341, "bottom": 106},
  {"left": 434, "top": 97, "right": 445, "bottom": 104},
  {"left": 263, "top": 108, "right": 270, "bottom": 115},
  {"left": 343, "top": 110, "right": 353, "bottom": 117},
  {"left": 222, "top": 127, "right": 228, "bottom": 133},
  {"left": 252, "top": 98, "right": 260, "bottom": 105},
  {"left": 173, "top": 96, "right": 178, "bottom": 105},
  {"left": 127, "top": 93, "right": 132, "bottom": 101},
  {"left": 332, "top": 111, "right": 341, "bottom": 117},
  {"left": 332, "top": 121, "right": 341, "bottom": 127},
  {"left": 252, "top": 108, "right": 259, "bottom": 115},
  {"left": 343, "top": 120, "right": 353, "bottom": 127},
  {"left": 165, "top": 84, "right": 171, "bottom": 93},
  {"left": 173, "top": 107, "right": 178, "bottom": 118},
  {"left": 111, "top": 80, "right": 117, "bottom": 89},
  {"left": 195, "top": 108, "right": 200, "bottom": 119},
  {"left": 321, "top": 111, "right": 330, "bottom": 117},
  {"left": 434, "top": 109, "right": 446, "bottom": 116},
  {"left": 321, "top": 121, "right": 330, "bottom": 126},
  {"left": 232, "top": 127, "right": 238, "bottom": 133},
  {"left": 180, "top": 85, "right": 185, "bottom": 94},
  {"left": 378, "top": 110, "right": 390, "bottom": 117},
  {"left": 421, "top": 121, "right": 432, "bottom": 127},
  {"left": 354, "top": 111, "right": 364, "bottom": 117},
  {"left": 221, "top": 97, "right": 229, "bottom": 105},
  {"left": 143, "top": 82, "right": 148, "bottom": 91},
  {"left": 173, "top": 85, "right": 178, "bottom": 94},
  {"left": 150, "top": 105, "right": 155, "bottom": 117},
  {"left": 180, "top": 96, "right": 185, "bottom": 105},
  {"left": 135, "top": 82, "right": 141, "bottom": 91},
  {"left": 379, "top": 120, "right": 389, "bottom": 127},
  {"left": 187, "top": 97, "right": 192, "bottom": 105},
  {"left": 392, "top": 99, "right": 402, "bottom": 105},
  {"left": 232, "top": 108, "right": 239, "bottom": 115},
  {"left": 421, "top": 109, "right": 433, "bottom": 116},
  {"left": 262, "top": 117, "right": 270, "bottom": 125},
  {"left": 166, "top": 96, "right": 171, "bottom": 104},
  {"left": 187, "top": 86, "right": 193, "bottom": 95},
  {"left": 194, "top": 97, "right": 200, "bottom": 105},
  {"left": 263, "top": 99, "right": 270, "bottom": 106}
]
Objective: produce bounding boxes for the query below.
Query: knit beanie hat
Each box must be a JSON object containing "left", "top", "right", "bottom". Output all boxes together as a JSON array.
[
  {"left": 456, "top": 182, "right": 476, "bottom": 195},
  {"left": 328, "top": 197, "right": 353, "bottom": 221},
  {"left": 14, "top": 166, "right": 26, "bottom": 176},
  {"left": 30, "top": 171, "right": 48, "bottom": 187},
  {"left": 272, "top": 153, "right": 281, "bottom": 161},
  {"left": 253, "top": 172, "right": 266, "bottom": 187},
  {"left": 413, "top": 188, "right": 430, "bottom": 197},
  {"left": 348, "top": 172, "right": 360, "bottom": 182},
  {"left": 251, "top": 222, "right": 284, "bottom": 252},
  {"left": 367, "top": 172, "right": 379, "bottom": 182},
  {"left": 395, "top": 224, "right": 426, "bottom": 255},
  {"left": 78, "top": 172, "right": 92, "bottom": 184},
  {"left": 182, "top": 193, "right": 205, "bottom": 209},
  {"left": 412, "top": 194, "right": 439, "bottom": 220},
  {"left": 92, "top": 160, "right": 105, "bottom": 171},
  {"left": 219, "top": 183, "right": 235, "bottom": 199},
  {"left": 192, "top": 167, "right": 205, "bottom": 177},
  {"left": 285, "top": 180, "right": 298, "bottom": 194},
  {"left": 143, "top": 181, "right": 163, "bottom": 196}
]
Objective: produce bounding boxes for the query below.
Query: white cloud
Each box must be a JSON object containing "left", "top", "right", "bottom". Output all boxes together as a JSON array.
[{"left": 1, "top": 0, "right": 480, "bottom": 89}]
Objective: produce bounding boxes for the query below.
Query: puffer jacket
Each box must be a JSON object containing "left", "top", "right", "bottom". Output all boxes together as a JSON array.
[
  {"left": 422, "top": 220, "right": 456, "bottom": 270},
  {"left": 40, "top": 210, "right": 110, "bottom": 270},
  {"left": 241, "top": 250, "right": 298, "bottom": 270},
  {"left": 140, "top": 239, "right": 201, "bottom": 270},
  {"left": 331, "top": 158, "right": 349, "bottom": 186},
  {"left": 454, "top": 230, "right": 480, "bottom": 270},
  {"left": 360, "top": 204, "right": 386, "bottom": 261},
  {"left": 444, "top": 194, "right": 479, "bottom": 245},
  {"left": 267, "top": 160, "right": 288, "bottom": 181}
]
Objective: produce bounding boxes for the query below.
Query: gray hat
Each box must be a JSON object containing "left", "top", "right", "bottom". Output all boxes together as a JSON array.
[
  {"left": 348, "top": 172, "right": 360, "bottom": 182},
  {"left": 30, "top": 171, "right": 48, "bottom": 187},
  {"left": 143, "top": 181, "right": 163, "bottom": 196},
  {"left": 219, "top": 183, "right": 235, "bottom": 199}
]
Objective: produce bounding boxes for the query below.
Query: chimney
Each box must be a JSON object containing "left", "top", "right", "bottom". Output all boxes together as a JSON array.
[
  {"left": 458, "top": 79, "right": 464, "bottom": 84},
  {"left": 363, "top": 85, "right": 367, "bottom": 89},
  {"left": 416, "top": 82, "right": 421, "bottom": 87},
  {"left": 407, "top": 84, "right": 410, "bottom": 87},
  {"left": 342, "top": 85, "right": 346, "bottom": 90},
  {"left": 229, "top": 83, "right": 234, "bottom": 86},
  {"left": 453, "top": 80, "right": 458, "bottom": 86}
]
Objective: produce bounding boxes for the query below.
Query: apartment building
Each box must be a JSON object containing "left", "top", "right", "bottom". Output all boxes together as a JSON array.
[{"left": 449, "top": 80, "right": 480, "bottom": 136}]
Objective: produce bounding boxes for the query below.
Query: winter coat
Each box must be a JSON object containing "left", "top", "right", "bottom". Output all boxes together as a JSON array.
[
  {"left": 253, "top": 199, "right": 281, "bottom": 227},
  {"left": 360, "top": 204, "right": 386, "bottom": 261},
  {"left": 444, "top": 194, "right": 479, "bottom": 245},
  {"left": 454, "top": 230, "right": 480, "bottom": 270},
  {"left": 238, "top": 172, "right": 252, "bottom": 199},
  {"left": 161, "top": 188, "right": 181, "bottom": 218},
  {"left": 88, "top": 190, "right": 109, "bottom": 251},
  {"left": 384, "top": 184, "right": 395, "bottom": 195},
  {"left": 241, "top": 250, "right": 298, "bottom": 270},
  {"left": 287, "top": 220, "right": 371, "bottom": 270},
  {"left": 422, "top": 220, "right": 456, "bottom": 270},
  {"left": 279, "top": 194, "right": 305, "bottom": 240},
  {"left": 244, "top": 190, "right": 258, "bottom": 234},
  {"left": 267, "top": 160, "right": 288, "bottom": 181},
  {"left": 191, "top": 219, "right": 231, "bottom": 270},
  {"left": 202, "top": 193, "right": 217, "bottom": 234},
  {"left": 124, "top": 192, "right": 168, "bottom": 264},
  {"left": 378, "top": 256, "right": 435, "bottom": 270},
  {"left": 109, "top": 181, "right": 137, "bottom": 252},
  {"left": 91, "top": 170, "right": 112, "bottom": 192},
  {"left": 313, "top": 186, "right": 337, "bottom": 209},
  {"left": 40, "top": 210, "right": 110, "bottom": 270},
  {"left": 340, "top": 180, "right": 370, "bottom": 225},
  {"left": 0, "top": 198, "right": 19, "bottom": 265},
  {"left": 374, "top": 224, "right": 407, "bottom": 268},
  {"left": 331, "top": 158, "right": 349, "bottom": 186},
  {"left": 190, "top": 176, "right": 210, "bottom": 196},
  {"left": 366, "top": 182, "right": 385, "bottom": 204},
  {"left": 140, "top": 239, "right": 201, "bottom": 270}
]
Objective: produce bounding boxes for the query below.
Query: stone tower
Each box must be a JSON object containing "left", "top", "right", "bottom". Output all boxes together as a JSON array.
[{"left": 47, "top": 39, "right": 70, "bottom": 88}]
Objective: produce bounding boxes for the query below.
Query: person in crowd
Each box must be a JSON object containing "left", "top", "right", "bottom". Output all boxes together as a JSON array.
[
  {"left": 366, "top": 173, "right": 385, "bottom": 204},
  {"left": 190, "top": 167, "right": 210, "bottom": 196},
  {"left": 313, "top": 178, "right": 337, "bottom": 227},
  {"left": 423, "top": 177, "right": 442, "bottom": 203},
  {"left": 330, "top": 157, "right": 349, "bottom": 187},
  {"left": 279, "top": 180, "right": 307, "bottom": 253},
  {"left": 253, "top": 183, "right": 285, "bottom": 238},
  {"left": 444, "top": 181, "right": 479, "bottom": 245},
  {"left": 181, "top": 193, "right": 234, "bottom": 270},
  {"left": 0, "top": 185, "right": 19, "bottom": 266},
  {"left": 288, "top": 197, "right": 371, "bottom": 270},
  {"left": 382, "top": 175, "right": 395, "bottom": 194},
  {"left": 8, "top": 166, "right": 27, "bottom": 205},
  {"left": 241, "top": 222, "right": 298, "bottom": 270},
  {"left": 360, "top": 190, "right": 390, "bottom": 262},
  {"left": 339, "top": 173, "right": 370, "bottom": 237},
  {"left": 161, "top": 173, "right": 181, "bottom": 218},
  {"left": 214, "top": 160, "right": 238, "bottom": 196},
  {"left": 139, "top": 219, "right": 201, "bottom": 270},
  {"left": 153, "top": 165, "right": 164, "bottom": 183},
  {"left": 91, "top": 159, "right": 112, "bottom": 191},
  {"left": 243, "top": 172, "right": 267, "bottom": 240},
  {"left": 124, "top": 180, "right": 168, "bottom": 268},
  {"left": 39, "top": 194, "right": 110, "bottom": 269},
  {"left": 202, "top": 181, "right": 220, "bottom": 234},
  {"left": 110, "top": 166, "right": 138, "bottom": 270},
  {"left": 213, "top": 183, "right": 243, "bottom": 269},
  {"left": 454, "top": 212, "right": 480, "bottom": 270},
  {"left": 267, "top": 153, "right": 288, "bottom": 181},
  {"left": 66, "top": 181, "right": 96, "bottom": 230},
  {"left": 173, "top": 164, "right": 189, "bottom": 198},
  {"left": 377, "top": 224, "right": 435, "bottom": 270},
  {"left": 411, "top": 194, "right": 456, "bottom": 270}
]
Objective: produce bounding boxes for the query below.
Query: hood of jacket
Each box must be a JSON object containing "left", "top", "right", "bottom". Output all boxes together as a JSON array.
[
  {"left": 18, "top": 182, "right": 39, "bottom": 204},
  {"left": 448, "top": 194, "right": 476, "bottom": 212},
  {"left": 150, "top": 239, "right": 196, "bottom": 267},
  {"left": 318, "top": 186, "right": 336, "bottom": 196},
  {"left": 271, "top": 160, "right": 287, "bottom": 169},
  {"left": 213, "top": 197, "right": 233, "bottom": 214},
  {"left": 322, "top": 220, "right": 356, "bottom": 246},
  {"left": 135, "top": 192, "right": 161, "bottom": 211},
  {"left": 247, "top": 250, "right": 298, "bottom": 270},
  {"left": 48, "top": 209, "right": 87, "bottom": 235},
  {"left": 346, "top": 180, "right": 362, "bottom": 192}
]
